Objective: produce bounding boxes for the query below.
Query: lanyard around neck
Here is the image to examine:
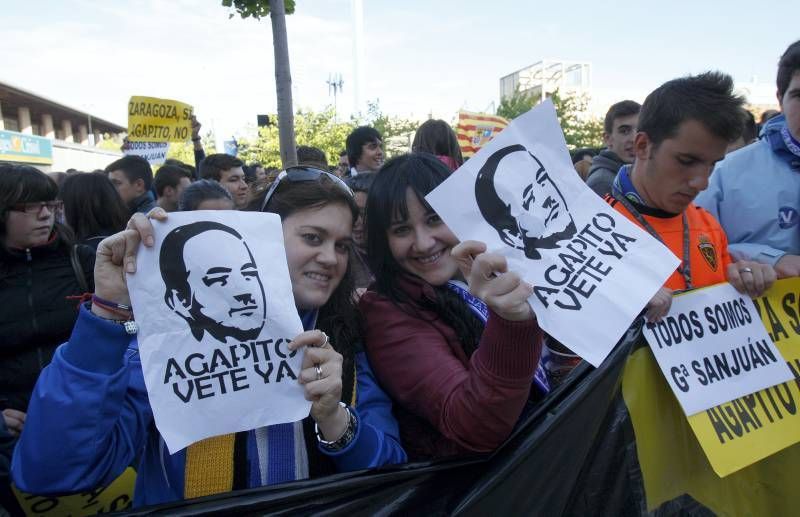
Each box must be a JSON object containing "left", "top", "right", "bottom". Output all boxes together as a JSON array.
[{"left": 612, "top": 185, "right": 692, "bottom": 290}]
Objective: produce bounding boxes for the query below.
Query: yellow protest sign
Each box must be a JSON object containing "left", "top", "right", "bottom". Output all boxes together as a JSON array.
[
  {"left": 622, "top": 278, "right": 800, "bottom": 514},
  {"left": 687, "top": 278, "right": 800, "bottom": 476},
  {"left": 127, "top": 96, "right": 193, "bottom": 143},
  {"left": 13, "top": 467, "right": 136, "bottom": 516}
]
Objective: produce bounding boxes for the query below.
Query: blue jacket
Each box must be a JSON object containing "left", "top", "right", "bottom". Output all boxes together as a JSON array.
[
  {"left": 695, "top": 115, "right": 800, "bottom": 265},
  {"left": 11, "top": 305, "right": 406, "bottom": 507}
]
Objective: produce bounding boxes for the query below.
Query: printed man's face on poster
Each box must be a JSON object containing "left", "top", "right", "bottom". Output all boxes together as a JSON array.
[
  {"left": 476, "top": 144, "right": 577, "bottom": 260},
  {"left": 161, "top": 223, "right": 267, "bottom": 343}
]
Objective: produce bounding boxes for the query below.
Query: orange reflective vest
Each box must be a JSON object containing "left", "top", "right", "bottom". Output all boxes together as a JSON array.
[{"left": 607, "top": 197, "right": 732, "bottom": 290}]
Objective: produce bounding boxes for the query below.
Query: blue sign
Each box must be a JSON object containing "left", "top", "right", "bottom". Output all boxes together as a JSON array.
[
  {"left": 223, "top": 139, "right": 238, "bottom": 157},
  {"left": 0, "top": 130, "right": 53, "bottom": 165}
]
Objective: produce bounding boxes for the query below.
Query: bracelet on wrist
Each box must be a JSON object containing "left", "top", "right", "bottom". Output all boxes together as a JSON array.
[
  {"left": 92, "top": 294, "right": 134, "bottom": 318},
  {"left": 316, "top": 402, "right": 357, "bottom": 451},
  {"left": 191, "top": 137, "right": 201, "bottom": 142},
  {"left": 85, "top": 300, "right": 138, "bottom": 335}
]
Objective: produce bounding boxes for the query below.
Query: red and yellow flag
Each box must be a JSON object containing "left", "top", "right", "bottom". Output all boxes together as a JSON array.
[{"left": 455, "top": 111, "right": 509, "bottom": 159}]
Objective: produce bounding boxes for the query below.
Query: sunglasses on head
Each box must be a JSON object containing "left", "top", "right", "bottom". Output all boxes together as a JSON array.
[{"left": 259, "top": 166, "right": 353, "bottom": 212}]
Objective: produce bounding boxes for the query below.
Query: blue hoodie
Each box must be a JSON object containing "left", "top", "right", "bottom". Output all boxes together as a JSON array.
[
  {"left": 695, "top": 114, "right": 800, "bottom": 265},
  {"left": 11, "top": 305, "right": 406, "bottom": 507}
]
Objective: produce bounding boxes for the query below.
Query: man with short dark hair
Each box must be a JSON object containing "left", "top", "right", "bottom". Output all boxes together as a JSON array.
[
  {"left": 586, "top": 100, "right": 641, "bottom": 196},
  {"left": 154, "top": 165, "right": 192, "bottom": 212},
  {"left": 696, "top": 40, "right": 800, "bottom": 279},
  {"left": 604, "top": 73, "right": 777, "bottom": 514},
  {"left": 345, "top": 126, "right": 383, "bottom": 176},
  {"left": 607, "top": 72, "right": 775, "bottom": 322},
  {"left": 199, "top": 154, "right": 248, "bottom": 209},
  {"left": 296, "top": 145, "right": 329, "bottom": 170},
  {"left": 105, "top": 155, "right": 156, "bottom": 215}
]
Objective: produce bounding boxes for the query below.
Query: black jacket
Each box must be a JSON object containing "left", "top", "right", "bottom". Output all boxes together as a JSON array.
[
  {"left": 0, "top": 233, "right": 95, "bottom": 411},
  {"left": 585, "top": 150, "right": 624, "bottom": 197},
  {"left": 130, "top": 191, "right": 157, "bottom": 215}
]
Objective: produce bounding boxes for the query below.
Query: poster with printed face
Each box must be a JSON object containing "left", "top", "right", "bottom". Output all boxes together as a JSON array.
[
  {"left": 643, "top": 282, "right": 794, "bottom": 416},
  {"left": 127, "top": 211, "right": 309, "bottom": 453},
  {"left": 426, "top": 100, "right": 680, "bottom": 367}
]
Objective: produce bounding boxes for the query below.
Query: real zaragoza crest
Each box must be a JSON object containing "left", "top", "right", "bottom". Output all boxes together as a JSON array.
[{"left": 697, "top": 235, "right": 718, "bottom": 271}]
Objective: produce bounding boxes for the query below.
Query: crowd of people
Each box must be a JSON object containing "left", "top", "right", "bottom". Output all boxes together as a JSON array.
[{"left": 0, "top": 39, "right": 798, "bottom": 511}]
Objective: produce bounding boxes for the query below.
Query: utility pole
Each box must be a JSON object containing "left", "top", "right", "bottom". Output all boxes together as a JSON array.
[{"left": 351, "top": 0, "right": 365, "bottom": 116}]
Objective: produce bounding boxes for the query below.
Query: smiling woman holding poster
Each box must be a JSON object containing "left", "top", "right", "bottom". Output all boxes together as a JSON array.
[
  {"left": 12, "top": 168, "right": 406, "bottom": 507},
  {"left": 360, "top": 153, "right": 548, "bottom": 460}
]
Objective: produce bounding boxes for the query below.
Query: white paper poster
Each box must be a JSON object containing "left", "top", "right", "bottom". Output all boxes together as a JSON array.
[
  {"left": 426, "top": 101, "right": 679, "bottom": 366},
  {"left": 643, "top": 282, "right": 794, "bottom": 415},
  {"left": 123, "top": 141, "right": 170, "bottom": 165},
  {"left": 127, "top": 211, "right": 309, "bottom": 452}
]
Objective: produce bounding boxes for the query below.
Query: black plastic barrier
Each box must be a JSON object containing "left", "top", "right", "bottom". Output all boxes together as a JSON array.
[{"left": 127, "top": 325, "right": 641, "bottom": 516}]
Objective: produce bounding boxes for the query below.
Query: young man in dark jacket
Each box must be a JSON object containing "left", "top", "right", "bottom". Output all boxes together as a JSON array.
[
  {"left": 105, "top": 155, "right": 157, "bottom": 215},
  {"left": 586, "top": 100, "right": 640, "bottom": 196}
]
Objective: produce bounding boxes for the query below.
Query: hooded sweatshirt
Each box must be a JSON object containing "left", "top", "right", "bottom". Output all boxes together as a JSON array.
[
  {"left": 585, "top": 150, "right": 625, "bottom": 197},
  {"left": 695, "top": 114, "right": 800, "bottom": 265}
]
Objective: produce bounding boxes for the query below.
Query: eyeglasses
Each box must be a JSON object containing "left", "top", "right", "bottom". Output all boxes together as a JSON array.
[
  {"left": 259, "top": 166, "right": 353, "bottom": 212},
  {"left": 9, "top": 201, "right": 63, "bottom": 215}
]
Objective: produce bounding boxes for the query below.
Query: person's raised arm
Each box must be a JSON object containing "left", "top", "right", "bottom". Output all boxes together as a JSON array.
[
  {"left": 12, "top": 210, "right": 168, "bottom": 494},
  {"left": 191, "top": 116, "right": 205, "bottom": 179}
]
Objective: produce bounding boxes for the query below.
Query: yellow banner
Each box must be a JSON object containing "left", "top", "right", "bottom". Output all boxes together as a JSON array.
[
  {"left": 13, "top": 467, "right": 135, "bottom": 516},
  {"left": 623, "top": 278, "right": 800, "bottom": 514},
  {"left": 127, "top": 96, "right": 193, "bottom": 143},
  {"left": 687, "top": 278, "right": 800, "bottom": 475}
]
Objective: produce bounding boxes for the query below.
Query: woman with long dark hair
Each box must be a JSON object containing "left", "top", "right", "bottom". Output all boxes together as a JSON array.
[
  {"left": 411, "top": 119, "right": 464, "bottom": 172},
  {"left": 0, "top": 165, "right": 94, "bottom": 432},
  {"left": 60, "top": 172, "right": 128, "bottom": 250},
  {"left": 360, "top": 153, "right": 546, "bottom": 461},
  {"left": 13, "top": 167, "right": 405, "bottom": 506}
]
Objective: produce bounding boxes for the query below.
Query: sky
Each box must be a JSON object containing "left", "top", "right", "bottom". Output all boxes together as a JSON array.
[{"left": 2, "top": 0, "right": 795, "bottom": 141}]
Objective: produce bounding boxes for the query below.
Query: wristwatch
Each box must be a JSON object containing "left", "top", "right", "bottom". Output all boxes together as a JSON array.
[{"left": 316, "top": 402, "right": 358, "bottom": 451}]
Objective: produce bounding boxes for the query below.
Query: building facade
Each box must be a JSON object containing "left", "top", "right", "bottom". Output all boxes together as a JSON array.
[
  {"left": 500, "top": 60, "right": 592, "bottom": 103},
  {"left": 0, "top": 81, "right": 124, "bottom": 171}
]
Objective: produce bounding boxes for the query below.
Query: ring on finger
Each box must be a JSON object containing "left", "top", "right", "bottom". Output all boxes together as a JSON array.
[
  {"left": 315, "top": 364, "right": 322, "bottom": 381},
  {"left": 320, "top": 332, "right": 330, "bottom": 348},
  {"left": 741, "top": 267, "right": 753, "bottom": 275}
]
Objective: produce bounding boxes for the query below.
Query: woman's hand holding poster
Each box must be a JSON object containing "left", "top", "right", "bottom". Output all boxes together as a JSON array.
[
  {"left": 127, "top": 211, "right": 309, "bottom": 452},
  {"left": 426, "top": 101, "right": 679, "bottom": 366}
]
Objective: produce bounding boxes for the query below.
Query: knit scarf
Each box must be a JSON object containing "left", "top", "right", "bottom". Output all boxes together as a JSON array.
[
  {"left": 184, "top": 309, "right": 356, "bottom": 499},
  {"left": 445, "top": 280, "right": 550, "bottom": 395},
  {"left": 781, "top": 126, "right": 800, "bottom": 158},
  {"left": 764, "top": 118, "right": 800, "bottom": 170},
  {"left": 611, "top": 164, "right": 644, "bottom": 204}
]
